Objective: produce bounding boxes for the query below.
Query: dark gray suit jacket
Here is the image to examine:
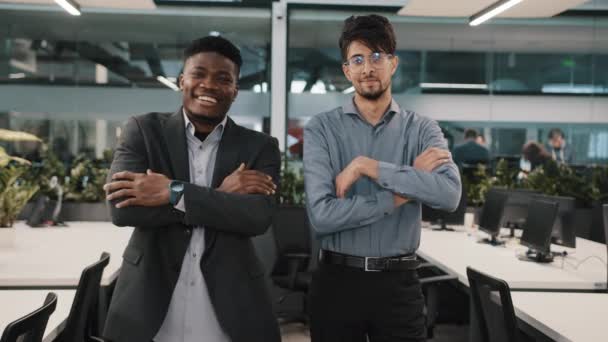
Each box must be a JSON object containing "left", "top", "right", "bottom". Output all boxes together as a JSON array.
[{"left": 102, "top": 109, "right": 281, "bottom": 342}]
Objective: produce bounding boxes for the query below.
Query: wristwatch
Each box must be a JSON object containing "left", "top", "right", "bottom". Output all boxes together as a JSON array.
[{"left": 169, "top": 180, "right": 185, "bottom": 205}]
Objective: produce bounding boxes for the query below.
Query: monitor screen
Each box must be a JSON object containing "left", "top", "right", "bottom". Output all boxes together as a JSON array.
[
  {"left": 520, "top": 199, "right": 559, "bottom": 253},
  {"left": 532, "top": 194, "right": 576, "bottom": 248},
  {"left": 494, "top": 188, "right": 539, "bottom": 229},
  {"left": 478, "top": 189, "right": 508, "bottom": 237}
]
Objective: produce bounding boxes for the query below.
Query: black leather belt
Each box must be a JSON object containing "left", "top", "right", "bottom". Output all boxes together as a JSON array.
[{"left": 319, "top": 249, "right": 419, "bottom": 272}]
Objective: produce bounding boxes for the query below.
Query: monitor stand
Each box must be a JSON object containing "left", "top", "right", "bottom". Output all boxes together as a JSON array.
[
  {"left": 517, "top": 249, "right": 554, "bottom": 263},
  {"left": 477, "top": 235, "right": 505, "bottom": 246},
  {"left": 431, "top": 219, "right": 455, "bottom": 232}
]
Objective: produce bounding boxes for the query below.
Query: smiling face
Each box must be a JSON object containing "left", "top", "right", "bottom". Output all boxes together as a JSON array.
[
  {"left": 342, "top": 40, "right": 398, "bottom": 101},
  {"left": 179, "top": 51, "right": 239, "bottom": 126}
]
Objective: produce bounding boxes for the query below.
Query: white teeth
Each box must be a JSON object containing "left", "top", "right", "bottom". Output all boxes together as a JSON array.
[{"left": 197, "top": 96, "right": 217, "bottom": 104}]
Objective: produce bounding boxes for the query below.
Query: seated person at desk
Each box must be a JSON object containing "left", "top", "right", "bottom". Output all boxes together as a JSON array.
[
  {"left": 452, "top": 128, "right": 490, "bottom": 168},
  {"left": 520, "top": 141, "right": 552, "bottom": 178},
  {"left": 545, "top": 128, "right": 574, "bottom": 164},
  {"left": 475, "top": 134, "right": 486, "bottom": 147}
]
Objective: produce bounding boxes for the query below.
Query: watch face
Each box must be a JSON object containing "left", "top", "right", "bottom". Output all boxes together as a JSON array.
[{"left": 171, "top": 182, "right": 185, "bottom": 191}]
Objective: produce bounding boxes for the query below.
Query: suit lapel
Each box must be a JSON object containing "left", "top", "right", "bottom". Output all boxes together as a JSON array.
[
  {"left": 163, "top": 108, "right": 190, "bottom": 182},
  {"left": 211, "top": 117, "right": 241, "bottom": 188},
  {"left": 205, "top": 117, "right": 241, "bottom": 260}
]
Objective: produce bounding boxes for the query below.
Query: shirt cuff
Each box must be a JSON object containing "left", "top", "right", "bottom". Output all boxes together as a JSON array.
[
  {"left": 174, "top": 196, "right": 186, "bottom": 212},
  {"left": 377, "top": 161, "right": 400, "bottom": 189}
]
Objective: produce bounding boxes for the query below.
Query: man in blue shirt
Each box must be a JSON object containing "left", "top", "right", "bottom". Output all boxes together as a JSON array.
[{"left": 304, "top": 15, "right": 461, "bottom": 342}]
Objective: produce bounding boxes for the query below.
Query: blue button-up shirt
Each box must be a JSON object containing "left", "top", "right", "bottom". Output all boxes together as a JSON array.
[
  {"left": 154, "top": 112, "right": 230, "bottom": 342},
  {"left": 303, "top": 98, "right": 461, "bottom": 257}
]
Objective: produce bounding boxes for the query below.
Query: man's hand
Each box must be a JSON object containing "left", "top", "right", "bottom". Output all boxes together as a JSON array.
[
  {"left": 104, "top": 170, "right": 171, "bottom": 208},
  {"left": 335, "top": 158, "right": 365, "bottom": 198},
  {"left": 414, "top": 147, "right": 451, "bottom": 172},
  {"left": 217, "top": 163, "right": 276, "bottom": 195}
]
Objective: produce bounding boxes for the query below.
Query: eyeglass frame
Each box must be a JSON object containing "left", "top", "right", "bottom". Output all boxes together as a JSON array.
[{"left": 342, "top": 52, "right": 395, "bottom": 71}]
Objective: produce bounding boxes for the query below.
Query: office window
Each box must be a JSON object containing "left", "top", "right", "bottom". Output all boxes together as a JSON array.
[{"left": 0, "top": 6, "right": 271, "bottom": 165}]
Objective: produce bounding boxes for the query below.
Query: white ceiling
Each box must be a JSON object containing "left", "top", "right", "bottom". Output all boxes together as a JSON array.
[
  {"left": 0, "top": 0, "right": 156, "bottom": 10},
  {"left": 398, "top": 0, "right": 590, "bottom": 18}
]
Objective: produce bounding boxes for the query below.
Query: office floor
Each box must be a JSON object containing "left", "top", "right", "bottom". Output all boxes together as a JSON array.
[{"left": 280, "top": 323, "right": 469, "bottom": 342}]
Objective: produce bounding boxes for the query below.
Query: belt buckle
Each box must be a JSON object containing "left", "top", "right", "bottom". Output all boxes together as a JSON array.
[{"left": 364, "top": 257, "right": 381, "bottom": 272}]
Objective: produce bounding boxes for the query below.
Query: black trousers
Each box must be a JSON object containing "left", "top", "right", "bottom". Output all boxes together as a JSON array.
[{"left": 309, "top": 263, "right": 426, "bottom": 342}]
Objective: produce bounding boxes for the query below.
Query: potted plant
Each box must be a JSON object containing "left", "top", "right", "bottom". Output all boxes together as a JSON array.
[
  {"left": 524, "top": 160, "right": 595, "bottom": 240},
  {"left": 0, "top": 129, "right": 41, "bottom": 231},
  {"left": 62, "top": 154, "right": 111, "bottom": 221}
]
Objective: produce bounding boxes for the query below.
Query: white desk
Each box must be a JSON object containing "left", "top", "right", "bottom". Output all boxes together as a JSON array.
[
  {"left": 0, "top": 289, "right": 76, "bottom": 342},
  {"left": 510, "top": 292, "right": 608, "bottom": 342},
  {"left": 418, "top": 226, "right": 607, "bottom": 291},
  {"left": 0, "top": 222, "right": 132, "bottom": 288}
]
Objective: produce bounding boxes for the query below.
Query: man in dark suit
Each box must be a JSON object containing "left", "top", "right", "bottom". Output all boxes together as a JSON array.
[
  {"left": 452, "top": 128, "right": 490, "bottom": 168},
  {"left": 102, "top": 36, "right": 281, "bottom": 342}
]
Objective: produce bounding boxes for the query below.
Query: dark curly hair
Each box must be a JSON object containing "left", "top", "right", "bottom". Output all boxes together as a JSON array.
[
  {"left": 339, "top": 14, "right": 397, "bottom": 62},
  {"left": 183, "top": 36, "right": 242, "bottom": 74}
]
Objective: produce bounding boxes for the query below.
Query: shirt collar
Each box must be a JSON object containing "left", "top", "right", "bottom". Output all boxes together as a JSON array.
[
  {"left": 182, "top": 108, "right": 227, "bottom": 143},
  {"left": 341, "top": 97, "right": 401, "bottom": 125}
]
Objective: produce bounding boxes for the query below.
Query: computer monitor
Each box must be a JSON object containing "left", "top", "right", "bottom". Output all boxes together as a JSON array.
[
  {"left": 478, "top": 189, "right": 509, "bottom": 245},
  {"left": 532, "top": 194, "right": 576, "bottom": 248},
  {"left": 519, "top": 199, "right": 559, "bottom": 263},
  {"left": 494, "top": 188, "right": 539, "bottom": 231},
  {"left": 422, "top": 187, "right": 467, "bottom": 231}
]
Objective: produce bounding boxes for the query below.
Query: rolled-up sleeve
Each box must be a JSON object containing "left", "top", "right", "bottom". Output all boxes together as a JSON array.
[
  {"left": 303, "top": 117, "right": 395, "bottom": 235},
  {"left": 376, "top": 120, "right": 461, "bottom": 212}
]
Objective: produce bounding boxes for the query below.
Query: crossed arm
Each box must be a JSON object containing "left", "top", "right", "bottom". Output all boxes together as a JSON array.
[
  {"left": 304, "top": 119, "right": 461, "bottom": 235},
  {"left": 105, "top": 117, "right": 279, "bottom": 236}
]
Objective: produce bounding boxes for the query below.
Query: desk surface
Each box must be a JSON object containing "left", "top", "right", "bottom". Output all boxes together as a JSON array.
[
  {"left": 0, "top": 222, "right": 132, "bottom": 288},
  {"left": 510, "top": 292, "right": 608, "bottom": 342},
  {"left": 418, "top": 226, "right": 607, "bottom": 291},
  {"left": 0, "top": 289, "right": 76, "bottom": 342}
]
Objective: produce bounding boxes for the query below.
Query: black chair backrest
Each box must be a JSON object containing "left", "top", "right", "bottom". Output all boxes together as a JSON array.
[
  {"left": 603, "top": 204, "right": 608, "bottom": 246},
  {"left": 272, "top": 207, "right": 311, "bottom": 274},
  {"left": 59, "top": 252, "right": 110, "bottom": 342},
  {"left": 604, "top": 204, "right": 608, "bottom": 292},
  {"left": 0, "top": 292, "right": 58, "bottom": 342},
  {"left": 467, "top": 267, "right": 519, "bottom": 342}
]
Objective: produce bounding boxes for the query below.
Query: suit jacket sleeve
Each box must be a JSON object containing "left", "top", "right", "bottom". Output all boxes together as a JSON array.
[
  {"left": 181, "top": 137, "right": 281, "bottom": 237},
  {"left": 108, "top": 116, "right": 185, "bottom": 228}
]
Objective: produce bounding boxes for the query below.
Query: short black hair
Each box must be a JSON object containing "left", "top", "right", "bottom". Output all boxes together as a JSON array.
[
  {"left": 548, "top": 128, "right": 564, "bottom": 140},
  {"left": 183, "top": 36, "right": 243, "bottom": 74},
  {"left": 464, "top": 128, "right": 479, "bottom": 139},
  {"left": 339, "top": 14, "right": 396, "bottom": 62}
]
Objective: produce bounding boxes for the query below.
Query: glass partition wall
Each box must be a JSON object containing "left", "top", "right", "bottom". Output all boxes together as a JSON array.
[
  {"left": 0, "top": 6, "right": 272, "bottom": 163},
  {"left": 286, "top": 7, "right": 608, "bottom": 164}
]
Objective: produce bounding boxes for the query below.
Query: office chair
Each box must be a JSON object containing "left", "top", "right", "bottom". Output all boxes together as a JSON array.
[
  {"left": 603, "top": 204, "right": 608, "bottom": 293},
  {"left": 55, "top": 252, "right": 110, "bottom": 342},
  {"left": 270, "top": 207, "right": 314, "bottom": 323},
  {"left": 0, "top": 292, "right": 57, "bottom": 342},
  {"left": 467, "top": 267, "right": 519, "bottom": 342},
  {"left": 415, "top": 261, "right": 459, "bottom": 338}
]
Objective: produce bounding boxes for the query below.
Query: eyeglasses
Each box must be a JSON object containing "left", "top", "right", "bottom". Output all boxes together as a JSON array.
[{"left": 343, "top": 52, "right": 394, "bottom": 71}]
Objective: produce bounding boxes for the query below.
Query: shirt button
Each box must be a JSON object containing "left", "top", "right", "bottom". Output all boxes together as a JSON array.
[
  {"left": 185, "top": 229, "right": 191, "bottom": 235},
  {"left": 193, "top": 253, "right": 197, "bottom": 258},
  {"left": 190, "top": 281, "right": 195, "bottom": 286}
]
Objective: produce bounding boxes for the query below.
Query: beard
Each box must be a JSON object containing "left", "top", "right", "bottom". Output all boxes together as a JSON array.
[
  {"left": 356, "top": 79, "right": 389, "bottom": 100},
  {"left": 359, "top": 88, "right": 386, "bottom": 100}
]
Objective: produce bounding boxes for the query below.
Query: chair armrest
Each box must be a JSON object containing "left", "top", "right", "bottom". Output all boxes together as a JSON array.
[
  {"left": 420, "top": 274, "right": 458, "bottom": 285},
  {"left": 89, "top": 336, "right": 110, "bottom": 342},
  {"left": 284, "top": 253, "right": 310, "bottom": 259}
]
